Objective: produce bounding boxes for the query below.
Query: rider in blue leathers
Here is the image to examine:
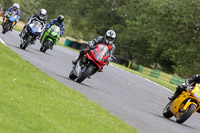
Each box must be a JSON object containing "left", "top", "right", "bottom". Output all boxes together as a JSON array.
[
  {"left": 46, "top": 15, "right": 65, "bottom": 37},
  {"left": 2, "top": 3, "right": 20, "bottom": 31},
  {"left": 40, "top": 15, "right": 65, "bottom": 49}
]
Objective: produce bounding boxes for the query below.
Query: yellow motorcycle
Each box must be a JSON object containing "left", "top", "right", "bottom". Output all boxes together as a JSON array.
[{"left": 163, "top": 83, "right": 200, "bottom": 124}]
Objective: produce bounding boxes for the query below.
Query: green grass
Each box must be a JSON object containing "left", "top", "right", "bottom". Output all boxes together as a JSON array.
[
  {"left": 0, "top": 43, "right": 137, "bottom": 133},
  {"left": 111, "top": 63, "right": 177, "bottom": 92},
  {"left": 13, "top": 25, "right": 22, "bottom": 32}
]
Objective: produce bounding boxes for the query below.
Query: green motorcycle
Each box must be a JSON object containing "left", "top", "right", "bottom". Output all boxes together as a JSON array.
[{"left": 40, "top": 24, "right": 61, "bottom": 53}]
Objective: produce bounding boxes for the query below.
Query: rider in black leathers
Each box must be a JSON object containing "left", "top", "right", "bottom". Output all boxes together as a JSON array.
[
  {"left": 169, "top": 74, "right": 200, "bottom": 100},
  {"left": 72, "top": 30, "right": 116, "bottom": 68}
]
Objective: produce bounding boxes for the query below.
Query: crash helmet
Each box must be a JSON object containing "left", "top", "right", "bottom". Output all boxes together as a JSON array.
[
  {"left": 39, "top": 9, "right": 47, "bottom": 20},
  {"left": 57, "top": 15, "right": 64, "bottom": 24},
  {"left": 105, "top": 30, "right": 116, "bottom": 44},
  {"left": 13, "top": 3, "right": 19, "bottom": 10}
]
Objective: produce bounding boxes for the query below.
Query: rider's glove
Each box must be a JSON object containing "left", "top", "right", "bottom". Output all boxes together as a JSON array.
[{"left": 187, "top": 86, "right": 193, "bottom": 90}]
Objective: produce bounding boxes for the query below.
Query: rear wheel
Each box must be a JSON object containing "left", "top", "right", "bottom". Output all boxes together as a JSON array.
[
  {"left": 176, "top": 104, "right": 196, "bottom": 124},
  {"left": 76, "top": 66, "right": 94, "bottom": 83},
  {"left": 163, "top": 101, "right": 173, "bottom": 118}
]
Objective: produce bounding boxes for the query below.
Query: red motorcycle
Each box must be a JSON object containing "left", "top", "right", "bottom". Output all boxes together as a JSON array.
[{"left": 69, "top": 43, "right": 115, "bottom": 83}]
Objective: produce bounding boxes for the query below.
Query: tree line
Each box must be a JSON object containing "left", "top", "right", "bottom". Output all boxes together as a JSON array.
[{"left": 1, "top": 0, "right": 200, "bottom": 78}]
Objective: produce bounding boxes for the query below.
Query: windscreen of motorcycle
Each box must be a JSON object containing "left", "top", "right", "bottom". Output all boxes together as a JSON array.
[
  {"left": 29, "top": 20, "right": 43, "bottom": 33},
  {"left": 94, "top": 45, "right": 110, "bottom": 61},
  {"left": 50, "top": 25, "right": 60, "bottom": 37},
  {"left": 8, "top": 11, "right": 17, "bottom": 21}
]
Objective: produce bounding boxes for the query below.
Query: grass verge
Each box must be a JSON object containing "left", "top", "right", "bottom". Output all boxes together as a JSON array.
[{"left": 0, "top": 43, "right": 137, "bottom": 133}]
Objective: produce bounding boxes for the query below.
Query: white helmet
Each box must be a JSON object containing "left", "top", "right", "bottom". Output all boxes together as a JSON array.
[
  {"left": 39, "top": 9, "right": 47, "bottom": 20},
  {"left": 13, "top": 3, "right": 19, "bottom": 9},
  {"left": 105, "top": 30, "right": 116, "bottom": 43}
]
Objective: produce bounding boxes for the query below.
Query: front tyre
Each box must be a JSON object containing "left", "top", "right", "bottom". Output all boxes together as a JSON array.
[
  {"left": 163, "top": 101, "right": 173, "bottom": 118},
  {"left": 76, "top": 66, "right": 94, "bottom": 83},
  {"left": 42, "top": 40, "right": 52, "bottom": 53},
  {"left": 20, "top": 36, "right": 31, "bottom": 50},
  {"left": 69, "top": 70, "right": 77, "bottom": 80},
  {"left": 176, "top": 104, "right": 196, "bottom": 124}
]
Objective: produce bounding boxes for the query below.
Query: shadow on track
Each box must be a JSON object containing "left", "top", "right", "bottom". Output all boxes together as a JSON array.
[
  {"left": 147, "top": 111, "right": 198, "bottom": 130},
  {"left": 33, "top": 49, "right": 53, "bottom": 56},
  {"left": 9, "top": 44, "right": 35, "bottom": 53}
]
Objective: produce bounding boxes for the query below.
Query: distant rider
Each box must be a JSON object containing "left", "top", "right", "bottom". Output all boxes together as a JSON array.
[
  {"left": 72, "top": 30, "right": 116, "bottom": 71},
  {"left": 2, "top": 3, "right": 20, "bottom": 31},
  {"left": 169, "top": 74, "right": 200, "bottom": 101},
  {"left": 19, "top": 9, "right": 47, "bottom": 44},
  {"left": 40, "top": 15, "right": 65, "bottom": 49}
]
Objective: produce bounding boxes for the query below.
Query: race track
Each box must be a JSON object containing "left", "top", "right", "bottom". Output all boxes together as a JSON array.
[{"left": 1, "top": 27, "right": 200, "bottom": 133}]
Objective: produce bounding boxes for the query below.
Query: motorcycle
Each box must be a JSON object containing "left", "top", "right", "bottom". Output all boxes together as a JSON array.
[
  {"left": 69, "top": 44, "right": 115, "bottom": 83},
  {"left": 163, "top": 83, "right": 200, "bottom": 124},
  {"left": 20, "top": 18, "right": 43, "bottom": 50},
  {"left": 40, "top": 24, "right": 60, "bottom": 53},
  {"left": 2, "top": 11, "right": 17, "bottom": 34}
]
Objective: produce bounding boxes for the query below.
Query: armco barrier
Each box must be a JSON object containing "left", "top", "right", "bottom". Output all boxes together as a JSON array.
[
  {"left": 142, "top": 67, "right": 152, "bottom": 75},
  {"left": 150, "top": 69, "right": 160, "bottom": 78},
  {"left": 159, "top": 72, "right": 172, "bottom": 82},
  {"left": 170, "top": 76, "right": 185, "bottom": 85},
  {"left": 138, "top": 65, "right": 185, "bottom": 85}
]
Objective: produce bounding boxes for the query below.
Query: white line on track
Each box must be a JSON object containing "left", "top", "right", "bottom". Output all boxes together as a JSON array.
[
  {"left": 111, "top": 64, "right": 173, "bottom": 93},
  {"left": 0, "top": 37, "right": 7, "bottom": 47}
]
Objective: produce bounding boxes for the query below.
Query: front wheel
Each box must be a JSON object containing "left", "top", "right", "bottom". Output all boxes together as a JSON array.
[
  {"left": 69, "top": 70, "right": 77, "bottom": 80},
  {"left": 176, "top": 104, "right": 196, "bottom": 124},
  {"left": 163, "top": 101, "right": 173, "bottom": 118},
  {"left": 41, "top": 40, "right": 52, "bottom": 53},
  {"left": 20, "top": 36, "right": 31, "bottom": 50},
  {"left": 76, "top": 66, "right": 94, "bottom": 83}
]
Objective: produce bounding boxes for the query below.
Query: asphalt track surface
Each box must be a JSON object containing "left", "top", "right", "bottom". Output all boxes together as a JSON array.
[{"left": 1, "top": 27, "right": 200, "bottom": 133}]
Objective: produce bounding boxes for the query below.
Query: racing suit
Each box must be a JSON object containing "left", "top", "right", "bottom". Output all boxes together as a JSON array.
[
  {"left": 73, "top": 36, "right": 115, "bottom": 69},
  {"left": 19, "top": 14, "right": 46, "bottom": 44},
  {"left": 46, "top": 19, "right": 65, "bottom": 36},
  {"left": 169, "top": 74, "right": 200, "bottom": 100},
  {"left": 3, "top": 7, "right": 20, "bottom": 27}
]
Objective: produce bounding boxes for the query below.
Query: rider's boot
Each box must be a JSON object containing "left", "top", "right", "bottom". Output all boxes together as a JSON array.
[
  {"left": 168, "top": 91, "right": 179, "bottom": 101},
  {"left": 98, "top": 67, "right": 103, "bottom": 72},
  {"left": 72, "top": 55, "right": 82, "bottom": 65},
  {"left": 19, "top": 32, "right": 22, "bottom": 37}
]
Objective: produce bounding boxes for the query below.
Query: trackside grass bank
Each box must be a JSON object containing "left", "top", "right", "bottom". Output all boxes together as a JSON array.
[{"left": 0, "top": 43, "right": 137, "bottom": 133}]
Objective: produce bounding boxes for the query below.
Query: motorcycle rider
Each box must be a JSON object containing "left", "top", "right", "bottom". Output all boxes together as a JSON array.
[
  {"left": 72, "top": 30, "right": 116, "bottom": 71},
  {"left": 2, "top": 3, "right": 20, "bottom": 31},
  {"left": 19, "top": 9, "right": 47, "bottom": 44},
  {"left": 169, "top": 74, "right": 200, "bottom": 101},
  {"left": 40, "top": 15, "right": 65, "bottom": 49}
]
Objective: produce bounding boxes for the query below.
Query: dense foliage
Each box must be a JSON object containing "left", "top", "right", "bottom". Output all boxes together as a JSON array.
[{"left": 1, "top": 0, "right": 200, "bottom": 78}]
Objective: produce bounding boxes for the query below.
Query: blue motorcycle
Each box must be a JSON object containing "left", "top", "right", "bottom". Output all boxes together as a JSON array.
[
  {"left": 20, "top": 18, "right": 44, "bottom": 50},
  {"left": 2, "top": 11, "right": 17, "bottom": 34}
]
